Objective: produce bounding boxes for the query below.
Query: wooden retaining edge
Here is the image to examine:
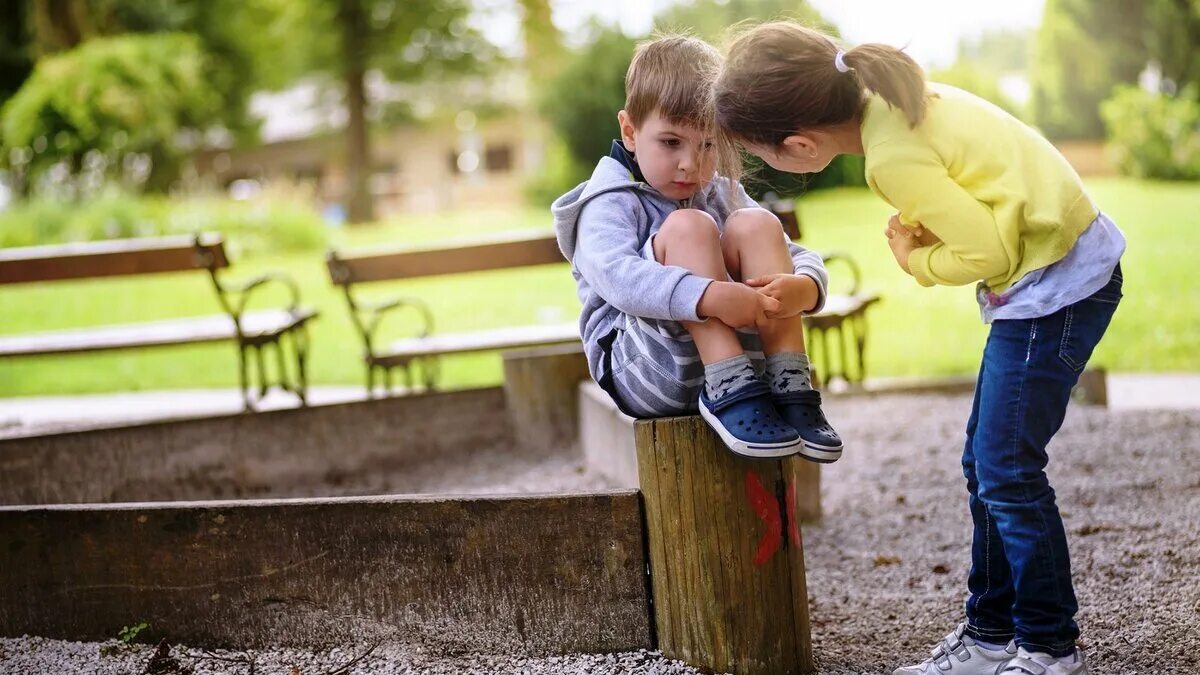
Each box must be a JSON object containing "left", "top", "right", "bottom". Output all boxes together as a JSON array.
[
  {"left": 0, "top": 491, "right": 652, "bottom": 654},
  {"left": 825, "top": 368, "right": 1108, "bottom": 406},
  {"left": 0, "top": 388, "right": 516, "bottom": 506}
]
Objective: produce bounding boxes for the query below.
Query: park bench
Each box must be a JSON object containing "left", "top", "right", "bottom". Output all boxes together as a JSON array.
[
  {"left": 326, "top": 231, "right": 580, "bottom": 395},
  {"left": 0, "top": 234, "right": 316, "bottom": 409},
  {"left": 327, "top": 227, "right": 879, "bottom": 394}
]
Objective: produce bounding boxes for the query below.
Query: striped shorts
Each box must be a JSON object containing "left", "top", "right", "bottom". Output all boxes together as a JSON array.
[{"left": 605, "top": 235, "right": 765, "bottom": 418}]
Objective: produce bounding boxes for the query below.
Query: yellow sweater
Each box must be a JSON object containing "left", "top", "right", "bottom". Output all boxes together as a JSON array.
[{"left": 862, "top": 83, "right": 1098, "bottom": 291}]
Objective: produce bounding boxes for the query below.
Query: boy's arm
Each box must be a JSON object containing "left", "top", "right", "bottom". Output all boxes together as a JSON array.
[
  {"left": 573, "top": 192, "right": 712, "bottom": 322},
  {"left": 870, "top": 151, "right": 1012, "bottom": 287},
  {"left": 786, "top": 238, "right": 828, "bottom": 313}
]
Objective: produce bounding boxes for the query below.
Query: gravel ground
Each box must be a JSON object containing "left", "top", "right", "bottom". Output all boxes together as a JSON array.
[{"left": 2, "top": 392, "right": 1198, "bottom": 674}]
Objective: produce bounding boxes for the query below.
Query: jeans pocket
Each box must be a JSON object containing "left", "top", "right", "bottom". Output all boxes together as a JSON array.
[{"left": 1058, "top": 300, "right": 1119, "bottom": 373}]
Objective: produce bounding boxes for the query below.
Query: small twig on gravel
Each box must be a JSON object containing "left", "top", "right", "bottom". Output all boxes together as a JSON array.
[{"left": 319, "top": 641, "right": 381, "bottom": 675}]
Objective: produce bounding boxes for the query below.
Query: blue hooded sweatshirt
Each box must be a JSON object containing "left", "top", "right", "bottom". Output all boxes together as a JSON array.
[{"left": 551, "top": 141, "right": 828, "bottom": 387}]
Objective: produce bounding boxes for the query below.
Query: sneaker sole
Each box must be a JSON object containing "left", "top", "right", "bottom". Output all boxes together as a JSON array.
[
  {"left": 796, "top": 442, "right": 842, "bottom": 464},
  {"left": 699, "top": 398, "right": 803, "bottom": 459}
]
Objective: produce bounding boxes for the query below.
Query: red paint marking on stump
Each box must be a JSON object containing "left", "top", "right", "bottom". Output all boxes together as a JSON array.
[{"left": 745, "top": 470, "right": 782, "bottom": 566}]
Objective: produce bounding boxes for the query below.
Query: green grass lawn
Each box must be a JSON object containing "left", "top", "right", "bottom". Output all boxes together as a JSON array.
[{"left": 1, "top": 178, "right": 1196, "bottom": 398}]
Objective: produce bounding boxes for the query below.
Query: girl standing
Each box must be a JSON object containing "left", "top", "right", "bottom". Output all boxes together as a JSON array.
[{"left": 712, "top": 21, "right": 1124, "bottom": 675}]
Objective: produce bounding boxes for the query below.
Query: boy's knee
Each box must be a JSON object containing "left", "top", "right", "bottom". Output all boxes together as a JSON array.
[
  {"left": 659, "top": 209, "right": 719, "bottom": 240},
  {"left": 724, "top": 208, "right": 783, "bottom": 243},
  {"left": 655, "top": 209, "right": 720, "bottom": 256}
]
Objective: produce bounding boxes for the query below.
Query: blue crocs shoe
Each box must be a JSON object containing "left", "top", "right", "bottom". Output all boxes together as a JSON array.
[
  {"left": 773, "top": 390, "right": 843, "bottom": 463},
  {"left": 698, "top": 380, "right": 802, "bottom": 459}
]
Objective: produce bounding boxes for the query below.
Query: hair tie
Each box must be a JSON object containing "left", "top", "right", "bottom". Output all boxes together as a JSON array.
[{"left": 834, "top": 50, "right": 851, "bottom": 73}]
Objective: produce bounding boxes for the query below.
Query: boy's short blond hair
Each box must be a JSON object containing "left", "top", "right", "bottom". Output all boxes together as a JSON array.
[{"left": 624, "top": 34, "right": 721, "bottom": 129}]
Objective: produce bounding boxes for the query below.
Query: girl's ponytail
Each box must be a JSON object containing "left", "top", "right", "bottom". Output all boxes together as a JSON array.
[{"left": 841, "top": 43, "right": 927, "bottom": 128}]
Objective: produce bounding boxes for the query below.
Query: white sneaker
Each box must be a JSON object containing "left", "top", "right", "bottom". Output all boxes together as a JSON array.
[
  {"left": 998, "top": 647, "right": 1088, "bottom": 675},
  {"left": 893, "top": 623, "right": 1018, "bottom": 675}
]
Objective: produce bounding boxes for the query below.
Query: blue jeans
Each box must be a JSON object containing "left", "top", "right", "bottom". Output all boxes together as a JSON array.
[{"left": 961, "top": 264, "right": 1123, "bottom": 657}]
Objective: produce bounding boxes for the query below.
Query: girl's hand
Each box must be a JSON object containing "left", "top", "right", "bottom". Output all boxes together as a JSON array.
[
  {"left": 744, "top": 273, "right": 819, "bottom": 319},
  {"left": 885, "top": 215, "right": 920, "bottom": 275},
  {"left": 885, "top": 214, "right": 940, "bottom": 246}
]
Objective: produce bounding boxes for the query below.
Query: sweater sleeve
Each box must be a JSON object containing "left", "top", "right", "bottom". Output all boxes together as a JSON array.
[
  {"left": 870, "top": 151, "right": 1011, "bottom": 288},
  {"left": 573, "top": 192, "right": 712, "bottom": 322}
]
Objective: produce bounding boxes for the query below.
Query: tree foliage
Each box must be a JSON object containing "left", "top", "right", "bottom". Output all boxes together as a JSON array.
[
  {"left": 540, "top": 27, "right": 634, "bottom": 183},
  {"left": 1, "top": 33, "right": 221, "bottom": 193},
  {"left": 538, "top": 1, "right": 856, "bottom": 203},
  {"left": 1102, "top": 84, "right": 1200, "bottom": 180},
  {"left": 1032, "top": 0, "right": 1200, "bottom": 140},
  {"left": 0, "top": 2, "right": 33, "bottom": 105}
]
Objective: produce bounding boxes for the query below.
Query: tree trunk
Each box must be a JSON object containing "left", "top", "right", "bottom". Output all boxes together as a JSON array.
[
  {"left": 30, "top": 0, "right": 89, "bottom": 55},
  {"left": 338, "top": 0, "right": 374, "bottom": 224}
]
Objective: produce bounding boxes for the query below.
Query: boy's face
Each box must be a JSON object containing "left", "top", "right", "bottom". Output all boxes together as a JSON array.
[{"left": 618, "top": 108, "right": 716, "bottom": 201}]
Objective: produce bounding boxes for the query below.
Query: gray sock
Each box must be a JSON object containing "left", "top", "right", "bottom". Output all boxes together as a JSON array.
[
  {"left": 704, "top": 354, "right": 759, "bottom": 401},
  {"left": 765, "top": 352, "right": 814, "bottom": 395}
]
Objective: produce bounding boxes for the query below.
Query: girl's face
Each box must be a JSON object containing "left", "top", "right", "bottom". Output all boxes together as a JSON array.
[
  {"left": 618, "top": 109, "right": 716, "bottom": 201},
  {"left": 743, "top": 135, "right": 834, "bottom": 175}
]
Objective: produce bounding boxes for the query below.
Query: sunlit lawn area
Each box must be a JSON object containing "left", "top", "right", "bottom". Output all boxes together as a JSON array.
[{"left": 1, "top": 177, "right": 1196, "bottom": 398}]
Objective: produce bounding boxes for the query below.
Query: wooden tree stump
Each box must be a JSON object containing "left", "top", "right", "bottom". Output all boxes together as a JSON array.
[
  {"left": 502, "top": 343, "right": 590, "bottom": 456},
  {"left": 786, "top": 457, "right": 822, "bottom": 523},
  {"left": 636, "top": 415, "right": 815, "bottom": 675},
  {"left": 1073, "top": 368, "right": 1107, "bottom": 406}
]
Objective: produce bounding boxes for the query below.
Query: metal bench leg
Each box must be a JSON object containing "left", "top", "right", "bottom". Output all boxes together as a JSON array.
[
  {"left": 253, "top": 344, "right": 269, "bottom": 400},
  {"left": 423, "top": 356, "right": 439, "bottom": 391},
  {"left": 835, "top": 324, "right": 850, "bottom": 386},
  {"left": 365, "top": 364, "right": 377, "bottom": 400},
  {"left": 293, "top": 327, "right": 309, "bottom": 406},
  {"left": 272, "top": 338, "right": 290, "bottom": 393},
  {"left": 853, "top": 314, "right": 868, "bottom": 385},
  {"left": 237, "top": 342, "right": 254, "bottom": 412}
]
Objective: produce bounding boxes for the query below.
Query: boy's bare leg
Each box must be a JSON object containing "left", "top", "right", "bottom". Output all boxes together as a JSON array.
[
  {"left": 653, "top": 209, "right": 744, "bottom": 363},
  {"left": 723, "top": 209, "right": 842, "bottom": 458},
  {"left": 722, "top": 208, "right": 809, "bottom": 355}
]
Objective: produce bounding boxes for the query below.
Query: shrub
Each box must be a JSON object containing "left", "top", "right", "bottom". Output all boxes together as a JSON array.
[
  {"left": 1101, "top": 85, "right": 1200, "bottom": 180},
  {"left": 0, "top": 187, "right": 327, "bottom": 255},
  {"left": 0, "top": 33, "right": 223, "bottom": 192}
]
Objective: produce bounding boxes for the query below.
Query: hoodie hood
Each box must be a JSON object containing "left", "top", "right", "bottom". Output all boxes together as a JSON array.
[
  {"left": 552, "top": 142, "right": 651, "bottom": 262},
  {"left": 552, "top": 140, "right": 731, "bottom": 262}
]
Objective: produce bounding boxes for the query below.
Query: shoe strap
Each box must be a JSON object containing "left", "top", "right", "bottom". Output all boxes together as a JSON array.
[
  {"left": 774, "top": 389, "right": 823, "bottom": 406},
  {"left": 929, "top": 632, "right": 971, "bottom": 667},
  {"left": 1001, "top": 657, "right": 1048, "bottom": 675},
  {"left": 705, "top": 380, "right": 774, "bottom": 414}
]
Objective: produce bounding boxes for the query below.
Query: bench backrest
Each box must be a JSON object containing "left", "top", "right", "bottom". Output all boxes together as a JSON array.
[
  {"left": 327, "top": 232, "right": 564, "bottom": 286},
  {"left": 0, "top": 235, "right": 228, "bottom": 285}
]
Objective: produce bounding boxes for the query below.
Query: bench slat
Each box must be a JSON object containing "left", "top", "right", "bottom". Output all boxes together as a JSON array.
[
  {"left": 812, "top": 293, "right": 880, "bottom": 317},
  {"left": 0, "top": 235, "right": 228, "bottom": 285},
  {"left": 0, "top": 308, "right": 314, "bottom": 358},
  {"left": 375, "top": 293, "right": 878, "bottom": 363},
  {"left": 329, "top": 233, "right": 564, "bottom": 285},
  {"left": 383, "top": 322, "right": 580, "bottom": 360}
]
